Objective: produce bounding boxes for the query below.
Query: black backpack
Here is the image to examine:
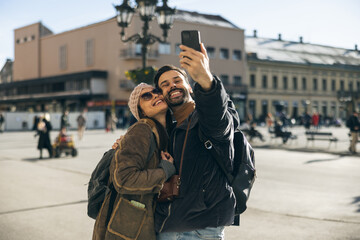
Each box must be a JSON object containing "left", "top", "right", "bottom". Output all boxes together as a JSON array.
[
  {"left": 199, "top": 99, "right": 256, "bottom": 224},
  {"left": 87, "top": 133, "right": 156, "bottom": 220}
]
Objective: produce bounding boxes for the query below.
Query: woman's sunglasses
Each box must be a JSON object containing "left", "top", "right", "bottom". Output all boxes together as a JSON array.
[{"left": 140, "top": 88, "right": 161, "bottom": 101}]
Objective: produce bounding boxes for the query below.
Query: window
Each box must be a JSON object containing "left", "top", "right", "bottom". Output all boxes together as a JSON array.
[
  {"left": 262, "top": 75, "right": 267, "bottom": 88},
  {"left": 340, "top": 80, "right": 344, "bottom": 91},
  {"left": 322, "top": 79, "right": 327, "bottom": 91},
  {"left": 313, "top": 78, "right": 318, "bottom": 91},
  {"left": 23, "top": 37, "right": 28, "bottom": 42},
  {"left": 135, "top": 43, "right": 141, "bottom": 56},
  {"left": 250, "top": 74, "right": 256, "bottom": 88},
  {"left": 31, "top": 35, "right": 35, "bottom": 40},
  {"left": 206, "top": 46, "right": 215, "bottom": 58},
  {"left": 302, "top": 77, "right": 307, "bottom": 90},
  {"left": 16, "top": 39, "right": 20, "bottom": 44},
  {"left": 59, "top": 45, "right": 67, "bottom": 70},
  {"left": 220, "top": 48, "right": 229, "bottom": 59},
  {"left": 331, "top": 79, "right": 336, "bottom": 91},
  {"left": 357, "top": 81, "right": 360, "bottom": 91},
  {"left": 86, "top": 39, "right": 94, "bottom": 66},
  {"left": 232, "top": 50, "right": 242, "bottom": 61},
  {"left": 273, "top": 76, "right": 278, "bottom": 89},
  {"left": 283, "top": 76, "right": 288, "bottom": 90},
  {"left": 233, "top": 76, "right": 242, "bottom": 86},
  {"left": 349, "top": 82, "right": 353, "bottom": 91},
  {"left": 220, "top": 75, "right": 229, "bottom": 85},
  {"left": 293, "top": 77, "right": 297, "bottom": 90},
  {"left": 159, "top": 43, "right": 171, "bottom": 55},
  {"left": 175, "top": 44, "right": 181, "bottom": 55}
]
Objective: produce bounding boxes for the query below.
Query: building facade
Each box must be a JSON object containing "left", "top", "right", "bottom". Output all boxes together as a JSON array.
[
  {"left": 246, "top": 32, "right": 360, "bottom": 123},
  {"left": 0, "top": 10, "right": 247, "bottom": 119}
]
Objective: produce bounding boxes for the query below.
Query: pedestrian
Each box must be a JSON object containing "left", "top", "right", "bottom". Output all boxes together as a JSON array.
[
  {"left": 0, "top": 112, "right": 4, "bottom": 133},
  {"left": 35, "top": 113, "right": 53, "bottom": 159},
  {"left": 303, "top": 111, "right": 311, "bottom": 129},
  {"left": 265, "top": 112, "right": 274, "bottom": 129},
  {"left": 312, "top": 111, "right": 320, "bottom": 130},
  {"left": 153, "top": 43, "right": 237, "bottom": 239},
  {"left": 92, "top": 83, "right": 175, "bottom": 240},
  {"left": 61, "top": 110, "right": 70, "bottom": 130},
  {"left": 76, "top": 110, "right": 87, "bottom": 140},
  {"left": 346, "top": 111, "right": 360, "bottom": 153}
]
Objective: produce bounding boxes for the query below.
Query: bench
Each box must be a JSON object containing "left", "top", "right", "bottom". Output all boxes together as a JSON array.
[{"left": 305, "top": 131, "right": 338, "bottom": 147}]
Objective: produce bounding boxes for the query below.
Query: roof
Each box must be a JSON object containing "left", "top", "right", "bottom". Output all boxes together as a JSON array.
[
  {"left": 174, "top": 10, "right": 240, "bottom": 29},
  {"left": 246, "top": 36, "right": 360, "bottom": 68}
]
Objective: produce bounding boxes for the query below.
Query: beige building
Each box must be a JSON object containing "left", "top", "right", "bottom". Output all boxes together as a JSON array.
[
  {"left": 246, "top": 32, "right": 360, "bottom": 123},
  {"left": 0, "top": 10, "right": 247, "bottom": 118}
]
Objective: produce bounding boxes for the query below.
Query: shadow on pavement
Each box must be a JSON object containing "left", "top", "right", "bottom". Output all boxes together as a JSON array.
[
  {"left": 304, "top": 156, "right": 345, "bottom": 164},
  {"left": 351, "top": 196, "right": 360, "bottom": 213}
]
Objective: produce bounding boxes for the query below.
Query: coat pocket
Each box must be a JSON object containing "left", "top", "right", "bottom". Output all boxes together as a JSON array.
[{"left": 107, "top": 198, "right": 147, "bottom": 240}]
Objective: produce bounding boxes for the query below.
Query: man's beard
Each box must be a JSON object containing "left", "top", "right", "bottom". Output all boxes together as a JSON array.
[{"left": 165, "top": 88, "right": 189, "bottom": 107}]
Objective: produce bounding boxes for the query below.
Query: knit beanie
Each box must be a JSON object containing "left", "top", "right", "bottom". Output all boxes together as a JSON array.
[{"left": 128, "top": 83, "right": 153, "bottom": 120}]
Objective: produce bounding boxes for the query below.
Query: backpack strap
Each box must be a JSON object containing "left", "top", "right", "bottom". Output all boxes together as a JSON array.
[{"left": 198, "top": 128, "right": 234, "bottom": 184}]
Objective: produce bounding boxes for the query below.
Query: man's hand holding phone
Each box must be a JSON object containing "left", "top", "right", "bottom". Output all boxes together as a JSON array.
[{"left": 180, "top": 31, "right": 213, "bottom": 91}]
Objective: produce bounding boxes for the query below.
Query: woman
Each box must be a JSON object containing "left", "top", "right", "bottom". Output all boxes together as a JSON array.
[
  {"left": 92, "top": 83, "right": 176, "bottom": 240},
  {"left": 35, "top": 113, "right": 53, "bottom": 159}
]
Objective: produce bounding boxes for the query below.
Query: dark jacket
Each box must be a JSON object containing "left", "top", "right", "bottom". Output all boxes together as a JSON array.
[
  {"left": 37, "top": 119, "right": 52, "bottom": 150},
  {"left": 92, "top": 119, "right": 167, "bottom": 240},
  {"left": 155, "top": 77, "right": 236, "bottom": 233},
  {"left": 348, "top": 115, "right": 360, "bottom": 132}
]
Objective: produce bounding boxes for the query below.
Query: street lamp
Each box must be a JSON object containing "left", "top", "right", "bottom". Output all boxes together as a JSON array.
[{"left": 114, "top": 0, "right": 176, "bottom": 70}]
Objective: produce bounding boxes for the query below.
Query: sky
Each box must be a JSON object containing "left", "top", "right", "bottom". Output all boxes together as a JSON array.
[{"left": 0, "top": 0, "right": 359, "bottom": 67}]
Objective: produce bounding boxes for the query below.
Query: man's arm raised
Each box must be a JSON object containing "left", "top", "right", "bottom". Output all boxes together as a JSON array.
[{"left": 179, "top": 43, "right": 213, "bottom": 91}]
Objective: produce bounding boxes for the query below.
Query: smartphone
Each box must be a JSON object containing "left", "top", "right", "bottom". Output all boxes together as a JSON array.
[{"left": 181, "top": 30, "right": 201, "bottom": 52}]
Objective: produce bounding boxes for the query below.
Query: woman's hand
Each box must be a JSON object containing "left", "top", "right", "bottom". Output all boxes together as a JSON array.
[
  {"left": 161, "top": 151, "right": 174, "bottom": 164},
  {"left": 112, "top": 136, "right": 124, "bottom": 150}
]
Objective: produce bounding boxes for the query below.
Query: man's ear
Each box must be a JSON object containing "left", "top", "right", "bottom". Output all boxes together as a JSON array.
[{"left": 188, "top": 86, "right": 193, "bottom": 94}]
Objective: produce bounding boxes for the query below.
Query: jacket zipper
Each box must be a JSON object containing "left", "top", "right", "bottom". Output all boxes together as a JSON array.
[{"left": 159, "top": 203, "right": 172, "bottom": 232}]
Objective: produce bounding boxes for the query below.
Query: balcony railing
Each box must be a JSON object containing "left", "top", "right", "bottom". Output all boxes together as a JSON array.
[
  {"left": 120, "top": 48, "right": 159, "bottom": 60},
  {"left": 337, "top": 90, "right": 360, "bottom": 101}
]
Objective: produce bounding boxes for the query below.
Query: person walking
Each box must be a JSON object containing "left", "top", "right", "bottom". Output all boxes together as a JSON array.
[
  {"left": 35, "top": 113, "right": 53, "bottom": 159},
  {"left": 153, "top": 43, "right": 237, "bottom": 239},
  {"left": 61, "top": 110, "right": 70, "bottom": 130},
  {"left": 76, "top": 110, "right": 87, "bottom": 140},
  {"left": 92, "top": 83, "right": 176, "bottom": 240},
  {"left": 0, "top": 112, "right": 4, "bottom": 133},
  {"left": 347, "top": 111, "right": 360, "bottom": 153}
]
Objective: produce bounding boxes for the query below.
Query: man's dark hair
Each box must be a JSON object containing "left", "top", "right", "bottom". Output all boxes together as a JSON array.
[{"left": 154, "top": 65, "right": 188, "bottom": 89}]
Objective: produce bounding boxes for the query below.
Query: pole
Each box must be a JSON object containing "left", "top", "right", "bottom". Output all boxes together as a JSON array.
[{"left": 141, "top": 18, "right": 150, "bottom": 69}]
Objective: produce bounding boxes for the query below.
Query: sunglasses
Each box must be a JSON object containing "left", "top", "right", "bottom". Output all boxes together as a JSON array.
[{"left": 140, "top": 88, "right": 161, "bottom": 101}]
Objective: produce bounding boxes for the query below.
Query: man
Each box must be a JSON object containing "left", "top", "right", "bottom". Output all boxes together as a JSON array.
[
  {"left": 347, "top": 111, "right": 360, "bottom": 153},
  {"left": 154, "top": 43, "right": 237, "bottom": 239},
  {"left": 61, "top": 110, "right": 70, "bottom": 130},
  {"left": 0, "top": 112, "right": 4, "bottom": 133},
  {"left": 76, "top": 109, "right": 87, "bottom": 140}
]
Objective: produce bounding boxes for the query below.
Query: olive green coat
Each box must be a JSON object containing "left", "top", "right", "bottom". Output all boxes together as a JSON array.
[{"left": 92, "top": 119, "right": 166, "bottom": 240}]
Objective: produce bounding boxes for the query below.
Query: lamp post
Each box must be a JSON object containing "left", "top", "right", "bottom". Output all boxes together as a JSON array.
[{"left": 114, "top": 0, "right": 176, "bottom": 70}]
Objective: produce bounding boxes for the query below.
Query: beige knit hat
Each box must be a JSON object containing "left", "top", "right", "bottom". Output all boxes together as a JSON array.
[{"left": 128, "top": 83, "right": 153, "bottom": 120}]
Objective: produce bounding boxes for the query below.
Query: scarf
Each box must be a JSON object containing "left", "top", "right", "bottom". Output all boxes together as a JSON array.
[{"left": 173, "top": 101, "right": 195, "bottom": 126}]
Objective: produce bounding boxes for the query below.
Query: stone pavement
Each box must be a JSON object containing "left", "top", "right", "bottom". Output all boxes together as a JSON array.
[{"left": 0, "top": 127, "right": 359, "bottom": 240}]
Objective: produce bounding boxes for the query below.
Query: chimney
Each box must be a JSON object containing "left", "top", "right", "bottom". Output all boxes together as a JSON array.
[
  {"left": 355, "top": 44, "right": 358, "bottom": 51},
  {"left": 253, "top": 30, "right": 257, "bottom": 38},
  {"left": 299, "top": 36, "right": 303, "bottom": 43},
  {"left": 278, "top": 33, "right": 282, "bottom": 41}
]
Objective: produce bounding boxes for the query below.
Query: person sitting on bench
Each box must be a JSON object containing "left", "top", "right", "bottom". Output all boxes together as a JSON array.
[{"left": 274, "top": 120, "right": 292, "bottom": 144}]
